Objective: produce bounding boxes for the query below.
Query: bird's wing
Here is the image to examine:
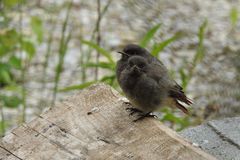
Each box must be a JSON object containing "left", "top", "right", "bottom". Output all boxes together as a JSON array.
[
  {"left": 147, "top": 56, "right": 192, "bottom": 114},
  {"left": 146, "top": 62, "right": 168, "bottom": 82},
  {"left": 168, "top": 81, "right": 192, "bottom": 114}
]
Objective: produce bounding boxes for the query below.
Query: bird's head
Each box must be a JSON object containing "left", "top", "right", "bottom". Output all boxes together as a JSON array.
[
  {"left": 117, "top": 44, "right": 149, "bottom": 60},
  {"left": 127, "top": 56, "right": 148, "bottom": 75}
]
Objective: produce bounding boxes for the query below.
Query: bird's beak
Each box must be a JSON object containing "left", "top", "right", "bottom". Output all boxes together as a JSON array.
[
  {"left": 117, "top": 51, "right": 129, "bottom": 57},
  {"left": 132, "top": 65, "right": 140, "bottom": 72}
]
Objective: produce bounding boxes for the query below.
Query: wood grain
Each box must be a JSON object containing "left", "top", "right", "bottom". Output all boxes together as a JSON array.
[{"left": 0, "top": 83, "right": 216, "bottom": 160}]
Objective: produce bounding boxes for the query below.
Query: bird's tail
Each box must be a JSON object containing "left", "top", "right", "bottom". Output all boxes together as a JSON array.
[
  {"left": 168, "top": 84, "right": 192, "bottom": 114},
  {"left": 175, "top": 100, "right": 189, "bottom": 114}
]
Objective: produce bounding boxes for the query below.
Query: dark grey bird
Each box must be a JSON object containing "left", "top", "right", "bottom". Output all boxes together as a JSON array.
[{"left": 116, "top": 44, "right": 192, "bottom": 121}]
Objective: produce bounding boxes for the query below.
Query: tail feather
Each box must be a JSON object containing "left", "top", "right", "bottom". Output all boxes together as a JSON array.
[
  {"left": 169, "top": 83, "right": 192, "bottom": 114},
  {"left": 175, "top": 100, "right": 189, "bottom": 114}
]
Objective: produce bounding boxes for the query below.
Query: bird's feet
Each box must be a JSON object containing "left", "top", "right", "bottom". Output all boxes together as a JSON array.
[
  {"left": 126, "top": 107, "right": 143, "bottom": 116},
  {"left": 133, "top": 112, "right": 156, "bottom": 122},
  {"left": 126, "top": 107, "right": 156, "bottom": 122},
  {"left": 123, "top": 101, "right": 132, "bottom": 106}
]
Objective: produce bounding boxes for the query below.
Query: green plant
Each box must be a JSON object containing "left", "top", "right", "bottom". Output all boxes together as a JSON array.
[
  {"left": 60, "top": 24, "right": 178, "bottom": 92},
  {"left": 59, "top": 21, "right": 208, "bottom": 131},
  {"left": 80, "top": 0, "right": 112, "bottom": 82},
  {"left": 230, "top": 7, "right": 238, "bottom": 29},
  {"left": 139, "top": 24, "right": 161, "bottom": 48},
  {"left": 0, "top": 0, "right": 40, "bottom": 134},
  {"left": 0, "top": 28, "right": 22, "bottom": 135},
  {"left": 151, "top": 32, "right": 183, "bottom": 57},
  {"left": 18, "top": 4, "right": 40, "bottom": 122},
  {"left": 179, "top": 19, "right": 208, "bottom": 91},
  {"left": 42, "top": 19, "right": 55, "bottom": 89},
  {"left": 160, "top": 107, "right": 191, "bottom": 131},
  {"left": 31, "top": 16, "right": 44, "bottom": 43},
  {"left": 59, "top": 40, "right": 117, "bottom": 92},
  {"left": 52, "top": 1, "right": 72, "bottom": 105},
  {"left": 162, "top": 19, "right": 208, "bottom": 130}
]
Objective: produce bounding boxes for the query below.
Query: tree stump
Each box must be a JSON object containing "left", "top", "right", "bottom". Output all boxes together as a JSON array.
[{"left": 0, "top": 83, "right": 216, "bottom": 160}]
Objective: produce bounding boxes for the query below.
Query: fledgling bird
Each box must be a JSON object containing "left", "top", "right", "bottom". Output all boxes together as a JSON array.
[{"left": 116, "top": 44, "right": 192, "bottom": 121}]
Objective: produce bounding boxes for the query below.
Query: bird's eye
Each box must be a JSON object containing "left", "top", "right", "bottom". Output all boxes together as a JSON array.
[
  {"left": 138, "top": 63, "right": 145, "bottom": 68},
  {"left": 129, "top": 61, "right": 134, "bottom": 67}
]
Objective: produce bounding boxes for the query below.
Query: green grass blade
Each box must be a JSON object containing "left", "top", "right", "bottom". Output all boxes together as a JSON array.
[
  {"left": 42, "top": 20, "right": 55, "bottom": 88},
  {"left": 230, "top": 7, "right": 238, "bottom": 28},
  {"left": 100, "top": 74, "right": 116, "bottom": 86},
  {"left": 59, "top": 81, "right": 97, "bottom": 92},
  {"left": 184, "top": 19, "right": 207, "bottom": 90},
  {"left": 31, "top": 16, "right": 43, "bottom": 43},
  {"left": 21, "top": 40, "right": 36, "bottom": 59},
  {"left": 179, "top": 68, "right": 189, "bottom": 91},
  {"left": 52, "top": 1, "right": 72, "bottom": 104},
  {"left": 100, "top": 74, "right": 115, "bottom": 81},
  {"left": 193, "top": 19, "right": 208, "bottom": 65},
  {"left": 139, "top": 24, "right": 161, "bottom": 48},
  {"left": 81, "top": 40, "right": 114, "bottom": 64},
  {"left": 84, "top": 62, "right": 115, "bottom": 70},
  {"left": 151, "top": 32, "right": 181, "bottom": 57}
]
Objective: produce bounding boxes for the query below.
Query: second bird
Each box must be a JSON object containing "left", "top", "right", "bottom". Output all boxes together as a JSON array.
[{"left": 116, "top": 44, "right": 192, "bottom": 121}]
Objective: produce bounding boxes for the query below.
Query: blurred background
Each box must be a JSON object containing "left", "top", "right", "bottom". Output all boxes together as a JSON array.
[{"left": 0, "top": 0, "right": 240, "bottom": 136}]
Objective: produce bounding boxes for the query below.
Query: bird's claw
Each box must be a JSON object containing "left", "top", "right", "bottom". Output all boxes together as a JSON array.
[
  {"left": 126, "top": 108, "right": 156, "bottom": 122},
  {"left": 133, "top": 112, "right": 156, "bottom": 122},
  {"left": 123, "top": 101, "right": 132, "bottom": 106},
  {"left": 126, "top": 107, "right": 143, "bottom": 116}
]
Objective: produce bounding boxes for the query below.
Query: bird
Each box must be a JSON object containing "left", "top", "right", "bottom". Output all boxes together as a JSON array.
[{"left": 116, "top": 44, "right": 192, "bottom": 121}]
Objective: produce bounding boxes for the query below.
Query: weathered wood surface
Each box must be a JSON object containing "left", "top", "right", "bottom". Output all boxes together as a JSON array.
[{"left": 0, "top": 83, "right": 216, "bottom": 160}]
